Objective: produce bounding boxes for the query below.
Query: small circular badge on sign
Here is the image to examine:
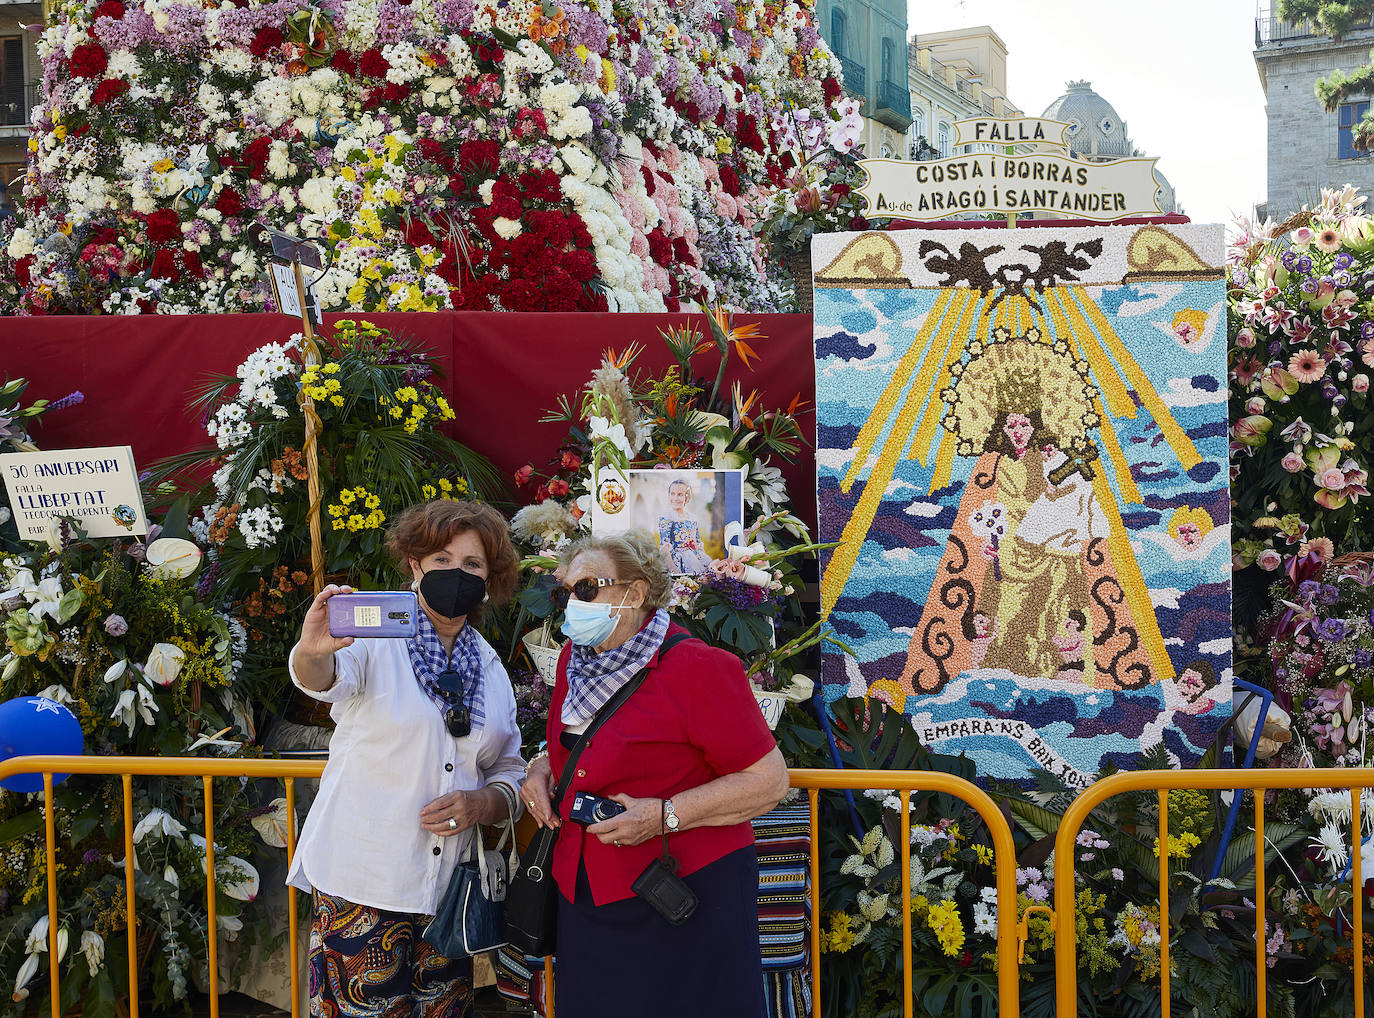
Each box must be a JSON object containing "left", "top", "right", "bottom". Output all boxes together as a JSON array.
[
  {"left": 111, "top": 505, "right": 137, "bottom": 530},
  {"left": 597, "top": 479, "right": 626, "bottom": 515}
]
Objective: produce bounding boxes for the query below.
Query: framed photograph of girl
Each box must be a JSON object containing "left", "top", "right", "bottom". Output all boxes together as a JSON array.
[{"left": 590, "top": 468, "right": 746, "bottom": 576}]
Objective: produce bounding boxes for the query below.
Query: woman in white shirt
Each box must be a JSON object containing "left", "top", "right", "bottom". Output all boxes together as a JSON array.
[{"left": 287, "top": 500, "right": 526, "bottom": 1018}]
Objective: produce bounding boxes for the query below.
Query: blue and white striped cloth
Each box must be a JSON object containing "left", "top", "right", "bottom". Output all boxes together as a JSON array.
[
  {"left": 406, "top": 613, "right": 486, "bottom": 731},
  {"left": 561, "top": 608, "right": 670, "bottom": 726}
]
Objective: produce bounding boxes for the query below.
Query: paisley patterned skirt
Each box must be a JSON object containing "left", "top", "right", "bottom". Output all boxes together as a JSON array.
[{"left": 309, "top": 891, "right": 473, "bottom": 1018}]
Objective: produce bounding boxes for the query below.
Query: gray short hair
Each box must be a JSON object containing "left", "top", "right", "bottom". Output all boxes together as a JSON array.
[{"left": 560, "top": 531, "right": 673, "bottom": 609}]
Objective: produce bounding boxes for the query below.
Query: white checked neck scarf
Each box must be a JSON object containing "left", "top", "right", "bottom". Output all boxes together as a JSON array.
[
  {"left": 562, "top": 608, "right": 670, "bottom": 727},
  {"left": 407, "top": 613, "right": 486, "bottom": 731}
]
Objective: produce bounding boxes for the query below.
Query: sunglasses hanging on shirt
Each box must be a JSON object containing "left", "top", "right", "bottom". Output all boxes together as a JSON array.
[{"left": 436, "top": 669, "right": 471, "bottom": 738}]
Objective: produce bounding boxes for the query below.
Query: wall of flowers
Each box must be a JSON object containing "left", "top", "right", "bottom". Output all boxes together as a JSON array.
[{"left": 0, "top": 0, "right": 867, "bottom": 317}]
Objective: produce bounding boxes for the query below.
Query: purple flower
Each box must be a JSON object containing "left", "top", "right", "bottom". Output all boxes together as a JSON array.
[
  {"left": 1354, "top": 650, "right": 1372, "bottom": 669},
  {"left": 1281, "top": 250, "right": 1298, "bottom": 271},
  {"left": 1299, "top": 580, "right": 1321, "bottom": 600},
  {"left": 1316, "top": 618, "right": 1349, "bottom": 642},
  {"left": 104, "top": 614, "right": 128, "bottom": 637},
  {"left": 1319, "top": 583, "right": 1341, "bottom": 605},
  {"left": 1335, "top": 252, "right": 1354, "bottom": 270},
  {"left": 1301, "top": 278, "right": 1320, "bottom": 297},
  {"left": 1025, "top": 882, "right": 1049, "bottom": 902},
  {"left": 1362, "top": 321, "right": 1374, "bottom": 342},
  {"left": 82, "top": 848, "right": 101, "bottom": 864},
  {"left": 1296, "top": 254, "right": 1314, "bottom": 274},
  {"left": 48, "top": 391, "right": 84, "bottom": 412}
]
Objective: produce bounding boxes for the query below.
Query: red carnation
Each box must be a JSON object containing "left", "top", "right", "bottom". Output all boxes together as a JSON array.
[
  {"left": 561, "top": 250, "right": 596, "bottom": 282},
  {"left": 214, "top": 187, "right": 245, "bottom": 216},
  {"left": 832, "top": 182, "right": 851, "bottom": 197},
  {"left": 672, "top": 236, "right": 696, "bottom": 266},
  {"left": 664, "top": 293, "right": 681, "bottom": 312},
  {"left": 640, "top": 164, "right": 656, "bottom": 196},
  {"left": 647, "top": 229, "right": 672, "bottom": 267},
  {"left": 518, "top": 169, "right": 560, "bottom": 204},
  {"left": 417, "top": 138, "right": 448, "bottom": 165},
  {"left": 14, "top": 255, "right": 33, "bottom": 288},
  {"left": 331, "top": 49, "right": 357, "bottom": 73},
  {"left": 382, "top": 82, "right": 409, "bottom": 102},
  {"left": 458, "top": 139, "right": 500, "bottom": 175},
  {"left": 182, "top": 249, "right": 204, "bottom": 278},
  {"left": 567, "top": 214, "right": 591, "bottom": 248},
  {"left": 249, "top": 26, "right": 285, "bottom": 57},
  {"left": 70, "top": 42, "right": 108, "bottom": 79},
  {"left": 491, "top": 196, "right": 522, "bottom": 221},
  {"left": 849, "top": 216, "right": 870, "bottom": 230},
  {"left": 149, "top": 248, "right": 181, "bottom": 282},
  {"left": 145, "top": 208, "right": 181, "bottom": 245},
  {"left": 359, "top": 48, "right": 390, "bottom": 78},
  {"left": 90, "top": 78, "right": 129, "bottom": 105},
  {"left": 822, "top": 75, "right": 840, "bottom": 100},
  {"left": 718, "top": 164, "right": 740, "bottom": 196},
  {"left": 93, "top": 0, "right": 125, "bottom": 18},
  {"left": 241, "top": 135, "right": 272, "bottom": 179}
]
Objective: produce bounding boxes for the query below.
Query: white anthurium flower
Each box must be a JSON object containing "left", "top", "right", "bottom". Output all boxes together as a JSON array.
[
  {"left": 24, "top": 916, "right": 48, "bottom": 955},
  {"left": 144, "top": 643, "right": 184, "bottom": 688},
  {"left": 250, "top": 797, "right": 292, "bottom": 849},
  {"left": 103, "top": 658, "right": 128, "bottom": 684},
  {"left": 132, "top": 807, "right": 186, "bottom": 844},
  {"left": 783, "top": 674, "right": 814, "bottom": 703},
  {"left": 144, "top": 538, "right": 202, "bottom": 579},
  {"left": 42, "top": 518, "right": 63, "bottom": 554},
  {"left": 79, "top": 932, "right": 104, "bottom": 977},
  {"left": 55, "top": 927, "right": 69, "bottom": 964},
  {"left": 207, "top": 855, "right": 260, "bottom": 902},
  {"left": 217, "top": 914, "right": 243, "bottom": 941},
  {"left": 12, "top": 953, "right": 39, "bottom": 1000},
  {"left": 0, "top": 567, "right": 35, "bottom": 602},
  {"left": 163, "top": 865, "right": 179, "bottom": 890}
]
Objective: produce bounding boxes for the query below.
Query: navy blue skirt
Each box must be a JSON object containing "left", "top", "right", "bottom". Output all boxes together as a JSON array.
[{"left": 554, "top": 846, "right": 767, "bottom": 1017}]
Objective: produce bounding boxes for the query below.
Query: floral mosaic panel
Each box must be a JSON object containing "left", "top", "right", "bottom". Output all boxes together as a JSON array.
[{"left": 813, "top": 225, "right": 1233, "bottom": 786}]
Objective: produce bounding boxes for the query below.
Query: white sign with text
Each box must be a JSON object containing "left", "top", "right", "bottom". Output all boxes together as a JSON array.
[
  {"left": 1, "top": 446, "right": 148, "bottom": 540},
  {"left": 952, "top": 117, "right": 1070, "bottom": 150}
]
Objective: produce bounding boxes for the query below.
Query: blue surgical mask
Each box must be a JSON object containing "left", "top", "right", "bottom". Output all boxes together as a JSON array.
[{"left": 561, "top": 596, "right": 626, "bottom": 647}]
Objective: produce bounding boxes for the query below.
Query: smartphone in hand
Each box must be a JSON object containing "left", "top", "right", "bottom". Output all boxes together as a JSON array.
[{"left": 327, "top": 591, "right": 420, "bottom": 639}]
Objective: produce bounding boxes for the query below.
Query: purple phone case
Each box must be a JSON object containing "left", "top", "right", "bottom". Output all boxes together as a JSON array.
[{"left": 327, "top": 591, "right": 420, "bottom": 639}]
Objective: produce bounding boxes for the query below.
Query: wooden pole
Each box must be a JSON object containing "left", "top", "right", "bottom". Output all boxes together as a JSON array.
[{"left": 293, "top": 261, "right": 326, "bottom": 596}]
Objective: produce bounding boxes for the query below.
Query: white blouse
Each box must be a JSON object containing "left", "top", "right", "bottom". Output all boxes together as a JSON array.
[{"left": 285, "top": 630, "right": 527, "bottom": 915}]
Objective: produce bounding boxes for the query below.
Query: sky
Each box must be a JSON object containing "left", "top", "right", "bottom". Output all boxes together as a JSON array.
[{"left": 908, "top": 0, "right": 1268, "bottom": 227}]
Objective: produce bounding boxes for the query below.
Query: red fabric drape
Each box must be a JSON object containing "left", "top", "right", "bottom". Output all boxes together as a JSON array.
[{"left": 2, "top": 312, "right": 816, "bottom": 528}]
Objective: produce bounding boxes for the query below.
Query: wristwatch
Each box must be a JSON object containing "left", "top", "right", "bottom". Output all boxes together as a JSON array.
[{"left": 664, "top": 798, "right": 680, "bottom": 832}]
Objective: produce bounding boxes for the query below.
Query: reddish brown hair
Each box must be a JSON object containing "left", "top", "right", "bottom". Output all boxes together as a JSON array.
[{"left": 386, "top": 501, "right": 520, "bottom": 608}]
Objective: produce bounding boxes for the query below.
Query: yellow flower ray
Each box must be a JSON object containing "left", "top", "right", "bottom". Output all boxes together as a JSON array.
[
  {"left": 839, "top": 289, "right": 963, "bottom": 493},
  {"left": 928, "top": 429, "right": 957, "bottom": 494},
  {"left": 1066, "top": 287, "right": 1201, "bottom": 470},
  {"left": 1044, "top": 290, "right": 1138, "bottom": 420},
  {"left": 909, "top": 296, "right": 993, "bottom": 465}
]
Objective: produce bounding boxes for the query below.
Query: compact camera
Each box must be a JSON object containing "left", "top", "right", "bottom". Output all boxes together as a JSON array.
[
  {"left": 568, "top": 792, "right": 627, "bottom": 825},
  {"left": 327, "top": 591, "right": 420, "bottom": 639}
]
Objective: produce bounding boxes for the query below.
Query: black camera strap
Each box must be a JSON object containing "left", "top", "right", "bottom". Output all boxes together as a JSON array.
[{"left": 550, "top": 631, "right": 693, "bottom": 813}]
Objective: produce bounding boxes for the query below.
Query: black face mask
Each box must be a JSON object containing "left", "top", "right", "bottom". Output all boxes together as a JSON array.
[{"left": 418, "top": 566, "right": 487, "bottom": 620}]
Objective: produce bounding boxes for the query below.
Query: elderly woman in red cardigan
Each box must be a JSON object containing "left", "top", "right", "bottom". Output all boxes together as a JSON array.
[{"left": 521, "top": 531, "right": 789, "bottom": 1017}]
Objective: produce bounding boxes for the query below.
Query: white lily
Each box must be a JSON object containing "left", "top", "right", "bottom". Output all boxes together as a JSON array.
[
  {"left": 54, "top": 927, "right": 68, "bottom": 964},
  {"left": 185, "top": 727, "right": 242, "bottom": 754},
  {"left": 12, "top": 953, "right": 39, "bottom": 1001},
  {"left": 79, "top": 931, "right": 104, "bottom": 977},
  {"left": 29, "top": 577, "right": 64, "bottom": 620},
  {"left": 110, "top": 685, "right": 159, "bottom": 736},
  {"left": 0, "top": 567, "right": 35, "bottom": 602},
  {"left": 36, "top": 684, "right": 73, "bottom": 705},
  {"left": 23, "top": 916, "right": 48, "bottom": 955},
  {"left": 143, "top": 643, "right": 184, "bottom": 688},
  {"left": 250, "top": 797, "right": 292, "bottom": 849},
  {"left": 163, "top": 865, "right": 179, "bottom": 890},
  {"left": 103, "top": 658, "right": 128, "bottom": 684},
  {"left": 144, "top": 538, "right": 202, "bottom": 579},
  {"left": 587, "top": 416, "right": 634, "bottom": 462},
  {"left": 132, "top": 808, "right": 186, "bottom": 844}
]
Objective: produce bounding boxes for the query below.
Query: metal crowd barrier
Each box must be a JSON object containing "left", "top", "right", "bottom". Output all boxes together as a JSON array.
[
  {"left": 1054, "top": 768, "right": 1374, "bottom": 1018},
  {"left": 1, "top": 757, "right": 1028, "bottom": 1018}
]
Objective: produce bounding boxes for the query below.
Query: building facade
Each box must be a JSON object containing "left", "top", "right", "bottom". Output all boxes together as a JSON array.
[
  {"left": 1254, "top": 6, "right": 1374, "bottom": 220},
  {"left": 814, "top": 0, "right": 911, "bottom": 160},
  {"left": 907, "top": 26, "right": 1023, "bottom": 162},
  {"left": 0, "top": 0, "right": 39, "bottom": 205}
]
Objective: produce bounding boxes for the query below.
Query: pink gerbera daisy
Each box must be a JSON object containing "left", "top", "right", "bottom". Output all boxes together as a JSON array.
[
  {"left": 1317, "top": 228, "right": 1342, "bottom": 253},
  {"left": 1288, "top": 348, "right": 1327, "bottom": 383}
]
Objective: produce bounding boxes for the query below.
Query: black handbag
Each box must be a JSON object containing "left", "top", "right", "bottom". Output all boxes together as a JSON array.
[
  {"left": 503, "top": 632, "right": 691, "bottom": 956},
  {"left": 422, "top": 782, "right": 517, "bottom": 958}
]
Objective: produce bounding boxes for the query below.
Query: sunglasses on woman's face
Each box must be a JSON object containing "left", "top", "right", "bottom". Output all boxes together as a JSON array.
[{"left": 550, "top": 576, "right": 620, "bottom": 611}]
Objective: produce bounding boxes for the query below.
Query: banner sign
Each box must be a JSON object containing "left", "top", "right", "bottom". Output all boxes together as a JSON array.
[
  {"left": 1, "top": 446, "right": 148, "bottom": 540},
  {"left": 857, "top": 152, "right": 1162, "bottom": 222},
  {"left": 952, "top": 117, "right": 1070, "bottom": 151}
]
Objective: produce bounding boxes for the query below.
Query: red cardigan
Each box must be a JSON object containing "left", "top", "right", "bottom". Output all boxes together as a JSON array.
[{"left": 546, "top": 623, "right": 778, "bottom": 906}]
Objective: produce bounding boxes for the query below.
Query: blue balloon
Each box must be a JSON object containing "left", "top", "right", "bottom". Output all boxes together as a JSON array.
[{"left": 0, "top": 697, "right": 84, "bottom": 793}]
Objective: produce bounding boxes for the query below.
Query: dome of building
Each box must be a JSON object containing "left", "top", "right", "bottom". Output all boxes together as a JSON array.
[
  {"left": 1041, "top": 80, "right": 1133, "bottom": 159},
  {"left": 1154, "top": 168, "right": 1177, "bottom": 215}
]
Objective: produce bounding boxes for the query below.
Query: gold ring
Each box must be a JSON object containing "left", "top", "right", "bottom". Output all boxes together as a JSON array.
[{"left": 527, "top": 800, "right": 536, "bottom": 810}]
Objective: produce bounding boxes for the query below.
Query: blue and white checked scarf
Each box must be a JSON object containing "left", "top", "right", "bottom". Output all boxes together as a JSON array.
[
  {"left": 562, "top": 608, "right": 670, "bottom": 727},
  {"left": 407, "top": 613, "right": 486, "bottom": 731}
]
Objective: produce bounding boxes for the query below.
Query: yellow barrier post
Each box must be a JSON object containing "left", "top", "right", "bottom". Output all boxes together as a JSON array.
[
  {"left": 122, "top": 774, "right": 139, "bottom": 1018},
  {"left": 1256, "top": 791, "right": 1265, "bottom": 1018},
  {"left": 808, "top": 788, "right": 821, "bottom": 1018},
  {"left": 285, "top": 777, "right": 299, "bottom": 1018},
  {"left": 43, "top": 771, "right": 59, "bottom": 1018},
  {"left": 1353, "top": 789, "right": 1364, "bottom": 1018},
  {"left": 1158, "top": 790, "right": 1170, "bottom": 1018}
]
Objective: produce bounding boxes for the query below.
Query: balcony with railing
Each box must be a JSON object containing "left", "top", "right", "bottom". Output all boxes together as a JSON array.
[
  {"left": 874, "top": 78, "right": 911, "bottom": 130},
  {"left": 838, "top": 54, "right": 865, "bottom": 99},
  {"left": 0, "top": 82, "right": 38, "bottom": 133},
  {"left": 1255, "top": 5, "right": 1374, "bottom": 46}
]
